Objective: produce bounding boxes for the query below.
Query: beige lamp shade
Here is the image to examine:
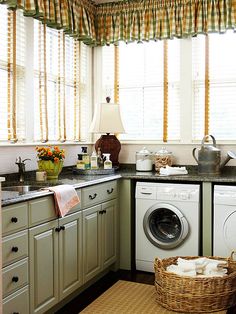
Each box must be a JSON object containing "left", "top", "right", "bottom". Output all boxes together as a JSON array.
[{"left": 89, "top": 103, "right": 125, "bottom": 134}]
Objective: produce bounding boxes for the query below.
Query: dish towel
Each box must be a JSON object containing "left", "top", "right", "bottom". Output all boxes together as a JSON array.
[
  {"left": 160, "top": 165, "right": 188, "bottom": 176},
  {"left": 46, "top": 184, "right": 80, "bottom": 217}
]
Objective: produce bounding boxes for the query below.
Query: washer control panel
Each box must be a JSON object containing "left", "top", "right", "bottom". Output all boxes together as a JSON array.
[{"left": 136, "top": 182, "right": 200, "bottom": 202}]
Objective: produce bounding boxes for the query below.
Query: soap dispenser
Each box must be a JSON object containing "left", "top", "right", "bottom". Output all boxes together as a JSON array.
[
  {"left": 90, "top": 151, "right": 98, "bottom": 169},
  {"left": 103, "top": 153, "right": 112, "bottom": 169}
]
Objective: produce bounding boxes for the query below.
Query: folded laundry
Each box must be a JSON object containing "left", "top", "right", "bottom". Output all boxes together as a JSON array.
[
  {"left": 167, "top": 257, "right": 228, "bottom": 277},
  {"left": 160, "top": 166, "right": 188, "bottom": 176}
]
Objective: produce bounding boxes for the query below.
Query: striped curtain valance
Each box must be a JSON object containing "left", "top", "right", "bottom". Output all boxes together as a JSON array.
[
  {"left": 95, "top": 0, "right": 236, "bottom": 45},
  {"left": 0, "top": 0, "right": 97, "bottom": 45}
]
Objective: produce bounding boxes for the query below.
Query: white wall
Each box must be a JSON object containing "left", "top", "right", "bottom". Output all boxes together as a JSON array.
[
  {"left": 119, "top": 143, "right": 236, "bottom": 167},
  {"left": 1, "top": 143, "right": 236, "bottom": 175}
]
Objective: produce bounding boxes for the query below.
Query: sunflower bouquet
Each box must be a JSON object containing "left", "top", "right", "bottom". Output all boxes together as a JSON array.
[{"left": 36, "top": 146, "right": 65, "bottom": 163}]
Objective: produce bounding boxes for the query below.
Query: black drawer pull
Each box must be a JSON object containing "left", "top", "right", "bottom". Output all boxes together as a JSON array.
[
  {"left": 12, "top": 246, "right": 19, "bottom": 253},
  {"left": 99, "top": 210, "right": 103, "bottom": 214},
  {"left": 55, "top": 227, "right": 61, "bottom": 232},
  {"left": 89, "top": 193, "right": 97, "bottom": 200},
  {"left": 103, "top": 210, "right": 107, "bottom": 214},
  {"left": 107, "top": 188, "right": 114, "bottom": 194},
  {"left": 13, "top": 312, "right": 19, "bottom": 314},
  {"left": 11, "top": 217, "right": 18, "bottom": 223},
  {"left": 12, "top": 276, "right": 19, "bottom": 282},
  {"left": 60, "top": 225, "right": 65, "bottom": 231}
]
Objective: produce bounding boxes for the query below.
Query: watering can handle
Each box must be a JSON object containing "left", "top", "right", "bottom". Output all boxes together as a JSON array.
[
  {"left": 201, "top": 135, "right": 216, "bottom": 147},
  {"left": 192, "top": 148, "right": 199, "bottom": 163}
]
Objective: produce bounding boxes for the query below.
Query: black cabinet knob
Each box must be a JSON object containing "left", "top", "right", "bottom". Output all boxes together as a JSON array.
[
  {"left": 55, "top": 227, "right": 61, "bottom": 232},
  {"left": 12, "top": 246, "right": 19, "bottom": 253},
  {"left": 11, "top": 217, "right": 18, "bottom": 223},
  {"left": 12, "top": 276, "right": 19, "bottom": 282},
  {"left": 60, "top": 226, "right": 65, "bottom": 231},
  {"left": 89, "top": 193, "right": 97, "bottom": 200}
]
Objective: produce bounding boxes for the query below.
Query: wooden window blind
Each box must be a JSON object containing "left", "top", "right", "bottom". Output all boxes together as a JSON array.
[
  {"left": 34, "top": 20, "right": 91, "bottom": 142},
  {"left": 0, "top": 6, "right": 25, "bottom": 142},
  {"left": 102, "top": 40, "right": 180, "bottom": 141},
  {"left": 193, "top": 31, "right": 236, "bottom": 141}
]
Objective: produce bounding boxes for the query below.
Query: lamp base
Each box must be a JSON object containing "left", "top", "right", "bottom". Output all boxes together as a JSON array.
[{"left": 95, "top": 134, "right": 121, "bottom": 168}]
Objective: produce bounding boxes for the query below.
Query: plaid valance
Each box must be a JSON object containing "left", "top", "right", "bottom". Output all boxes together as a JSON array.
[
  {"left": 0, "top": 0, "right": 97, "bottom": 45},
  {"left": 0, "top": 0, "right": 235, "bottom": 45},
  {"left": 95, "top": 0, "right": 236, "bottom": 45}
]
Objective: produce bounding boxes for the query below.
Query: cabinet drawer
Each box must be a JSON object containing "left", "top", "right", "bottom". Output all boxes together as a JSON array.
[
  {"left": 81, "top": 181, "right": 117, "bottom": 208},
  {"left": 2, "top": 230, "right": 28, "bottom": 267},
  {"left": 2, "top": 257, "right": 28, "bottom": 298},
  {"left": 29, "top": 195, "right": 57, "bottom": 227},
  {"left": 2, "top": 203, "right": 28, "bottom": 236},
  {"left": 3, "top": 285, "right": 29, "bottom": 314},
  {"left": 67, "top": 189, "right": 82, "bottom": 214}
]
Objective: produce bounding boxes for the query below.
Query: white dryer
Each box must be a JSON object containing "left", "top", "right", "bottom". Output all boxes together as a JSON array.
[
  {"left": 214, "top": 185, "right": 236, "bottom": 257},
  {"left": 136, "top": 182, "right": 200, "bottom": 272}
]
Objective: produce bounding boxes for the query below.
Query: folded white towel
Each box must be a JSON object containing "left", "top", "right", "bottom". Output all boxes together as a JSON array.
[
  {"left": 167, "top": 257, "right": 228, "bottom": 277},
  {"left": 160, "top": 166, "right": 188, "bottom": 176},
  {"left": 166, "top": 265, "right": 197, "bottom": 277}
]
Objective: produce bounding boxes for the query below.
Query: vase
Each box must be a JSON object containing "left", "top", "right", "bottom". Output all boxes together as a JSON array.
[{"left": 38, "top": 160, "right": 63, "bottom": 179}]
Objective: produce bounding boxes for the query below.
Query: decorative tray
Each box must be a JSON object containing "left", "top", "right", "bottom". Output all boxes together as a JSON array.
[{"left": 72, "top": 167, "right": 118, "bottom": 175}]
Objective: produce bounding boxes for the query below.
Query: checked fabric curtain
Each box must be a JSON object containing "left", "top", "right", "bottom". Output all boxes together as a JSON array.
[
  {"left": 0, "top": 0, "right": 96, "bottom": 45},
  {"left": 95, "top": 0, "right": 236, "bottom": 45}
]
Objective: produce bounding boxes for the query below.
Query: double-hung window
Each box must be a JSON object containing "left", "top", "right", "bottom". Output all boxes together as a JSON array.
[
  {"left": 101, "top": 40, "right": 180, "bottom": 142},
  {"left": 100, "top": 32, "right": 236, "bottom": 143},
  {"left": 0, "top": 6, "right": 92, "bottom": 144},
  {"left": 0, "top": 6, "right": 25, "bottom": 142}
]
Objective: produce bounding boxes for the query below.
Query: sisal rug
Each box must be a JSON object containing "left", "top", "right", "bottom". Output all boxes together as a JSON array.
[{"left": 80, "top": 280, "right": 226, "bottom": 314}]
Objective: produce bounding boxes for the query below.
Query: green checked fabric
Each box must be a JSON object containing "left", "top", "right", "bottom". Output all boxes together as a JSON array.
[
  {"left": 95, "top": 0, "right": 236, "bottom": 45},
  {"left": 0, "top": 0, "right": 97, "bottom": 45},
  {"left": 0, "top": 0, "right": 235, "bottom": 45}
]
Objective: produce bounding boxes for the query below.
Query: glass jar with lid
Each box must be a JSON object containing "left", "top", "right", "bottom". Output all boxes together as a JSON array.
[
  {"left": 136, "top": 147, "right": 153, "bottom": 171},
  {"left": 154, "top": 147, "right": 173, "bottom": 172}
]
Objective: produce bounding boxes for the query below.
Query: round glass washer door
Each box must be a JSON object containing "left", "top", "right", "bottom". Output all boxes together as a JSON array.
[
  {"left": 143, "top": 203, "right": 189, "bottom": 249},
  {"left": 223, "top": 211, "right": 236, "bottom": 251}
]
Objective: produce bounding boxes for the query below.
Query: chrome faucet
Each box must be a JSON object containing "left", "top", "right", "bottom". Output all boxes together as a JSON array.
[{"left": 15, "top": 157, "right": 31, "bottom": 182}]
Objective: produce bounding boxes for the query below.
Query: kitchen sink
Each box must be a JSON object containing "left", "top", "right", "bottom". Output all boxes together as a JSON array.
[{"left": 2, "top": 185, "right": 43, "bottom": 194}]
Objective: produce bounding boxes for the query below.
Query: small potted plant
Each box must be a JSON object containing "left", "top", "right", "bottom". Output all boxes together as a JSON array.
[{"left": 36, "top": 146, "right": 65, "bottom": 179}]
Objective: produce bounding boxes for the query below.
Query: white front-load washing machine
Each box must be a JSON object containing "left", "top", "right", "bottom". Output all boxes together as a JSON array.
[
  {"left": 214, "top": 185, "right": 236, "bottom": 257},
  {"left": 136, "top": 182, "right": 200, "bottom": 272}
]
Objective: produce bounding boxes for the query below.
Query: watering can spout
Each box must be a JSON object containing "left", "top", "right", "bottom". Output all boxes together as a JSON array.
[{"left": 220, "top": 151, "right": 236, "bottom": 170}]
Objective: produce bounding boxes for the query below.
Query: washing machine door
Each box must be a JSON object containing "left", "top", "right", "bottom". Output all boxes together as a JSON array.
[
  {"left": 143, "top": 203, "right": 189, "bottom": 249},
  {"left": 223, "top": 211, "right": 236, "bottom": 251}
]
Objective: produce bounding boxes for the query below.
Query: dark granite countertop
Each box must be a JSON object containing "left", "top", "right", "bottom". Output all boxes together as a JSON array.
[{"left": 2, "top": 165, "right": 236, "bottom": 206}]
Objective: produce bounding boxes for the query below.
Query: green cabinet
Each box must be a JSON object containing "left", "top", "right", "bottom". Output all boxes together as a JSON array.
[
  {"left": 83, "top": 199, "right": 117, "bottom": 283},
  {"left": 29, "top": 212, "right": 83, "bottom": 314},
  {"left": 58, "top": 212, "right": 83, "bottom": 300},
  {"left": 29, "top": 220, "right": 59, "bottom": 314}
]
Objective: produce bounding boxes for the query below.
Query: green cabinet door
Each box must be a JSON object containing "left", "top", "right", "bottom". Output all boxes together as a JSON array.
[
  {"left": 102, "top": 199, "right": 117, "bottom": 269},
  {"left": 83, "top": 205, "right": 102, "bottom": 283},
  {"left": 58, "top": 211, "right": 83, "bottom": 300},
  {"left": 29, "top": 220, "right": 59, "bottom": 314}
]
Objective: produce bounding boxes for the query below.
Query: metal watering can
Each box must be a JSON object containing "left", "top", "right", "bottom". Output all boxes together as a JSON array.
[{"left": 192, "top": 135, "right": 236, "bottom": 174}]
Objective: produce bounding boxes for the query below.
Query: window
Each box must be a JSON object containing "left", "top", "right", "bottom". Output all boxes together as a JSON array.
[
  {"left": 0, "top": 6, "right": 92, "bottom": 144},
  {"left": 101, "top": 40, "right": 180, "bottom": 142},
  {"left": 100, "top": 32, "right": 236, "bottom": 143},
  {"left": 193, "top": 31, "right": 236, "bottom": 140},
  {"left": 0, "top": 6, "right": 26, "bottom": 142}
]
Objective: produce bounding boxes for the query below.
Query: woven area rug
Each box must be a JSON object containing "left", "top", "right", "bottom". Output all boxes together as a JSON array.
[{"left": 80, "top": 280, "right": 226, "bottom": 314}]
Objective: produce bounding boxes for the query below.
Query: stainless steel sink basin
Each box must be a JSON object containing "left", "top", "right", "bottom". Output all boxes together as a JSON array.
[{"left": 2, "top": 185, "right": 42, "bottom": 194}]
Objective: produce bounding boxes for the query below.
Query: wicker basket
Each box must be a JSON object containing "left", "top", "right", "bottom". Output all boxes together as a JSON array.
[{"left": 154, "top": 252, "right": 236, "bottom": 313}]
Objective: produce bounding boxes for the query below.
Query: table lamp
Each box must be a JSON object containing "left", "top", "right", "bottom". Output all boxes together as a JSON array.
[{"left": 89, "top": 97, "right": 125, "bottom": 168}]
